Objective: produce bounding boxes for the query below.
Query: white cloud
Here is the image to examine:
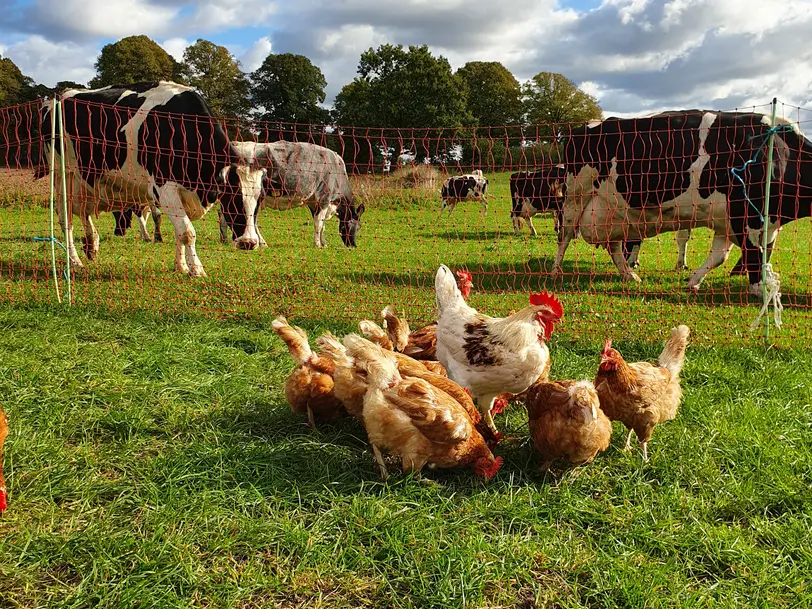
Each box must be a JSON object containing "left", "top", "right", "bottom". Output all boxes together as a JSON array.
[
  {"left": 161, "top": 38, "right": 190, "bottom": 62},
  {"left": 1, "top": 0, "right": 811, "bottom": 118},
  {"left": 239, "top": 37, "right": 273, "bottom": 72},
  {"left": 2, "top": 35, "right": 97, "bottom": 87}
]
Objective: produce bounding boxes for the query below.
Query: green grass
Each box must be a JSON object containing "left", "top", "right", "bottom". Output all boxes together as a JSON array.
[
  {"left": 0, "top": 169, "right": 811, "bottom": 607},
  {"left": 0, "top": 306, "right": 810, "bottom": 608},
  {"left": 0, "top": 170, "right": 810, "bottom": 347}
]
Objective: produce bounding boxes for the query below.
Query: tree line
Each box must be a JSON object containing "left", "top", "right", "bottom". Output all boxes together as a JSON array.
[{"left": 1, "top": 35, "right": 603, "bottom": 171}]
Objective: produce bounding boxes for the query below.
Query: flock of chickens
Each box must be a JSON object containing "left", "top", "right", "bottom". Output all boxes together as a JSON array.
[
  {"left": 0, "top": 267, "right": 691, "bottom": 517},
  {"left": 272, "top": 264, "right": 691, "bottom": 480}
]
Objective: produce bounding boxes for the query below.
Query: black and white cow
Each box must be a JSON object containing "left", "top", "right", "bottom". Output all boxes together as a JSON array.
[
  {"left": 440, "top": 170, "right": 488, "bottom": 215},
  {"left": 38, "top": 81, "right": 268, "bottom": 277},
  {"left": 551, "top": 110, "right": 812, "bottom": 293},
  {"left": 509, "top": 166, "right": 567, "bottom": 235},
  {"left": 112, "top": 203, "right": 163, "bottom": 242},
  {"left": 513, "top": 165, "right": 690, "bottom": 270},
  {"left": 219, "top": 140, "right": 363, "bottom": 248}
]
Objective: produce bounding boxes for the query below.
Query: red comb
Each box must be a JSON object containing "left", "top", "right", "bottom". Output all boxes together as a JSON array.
[
  {"left": 491, "top": 396, "right": 509, "bottom": 415},
  {"left": 463, "top": 387, "right": 471, "bottom": 396},
  {"left": 455, "top": 269, "right": 472, "bottom": 281},
  {"left": 529, "top": 292, "right": 563, "bottom": 319},
  {"left": 602, "top": 338, "right": 612, "bottom": 352}
]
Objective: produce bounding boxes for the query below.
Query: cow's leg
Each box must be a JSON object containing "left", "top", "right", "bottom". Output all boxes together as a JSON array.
[
  {"left": 607, "top": 241, "right": 642, "bottom": 283},
  {"left": 675, "top": 229, "right": 690, "bottom": 271},
  {"left": 135, "top": 206, "right": 152, "bottom": 242},
  {"left": 526, "top": 214, "right": 537, "bottom": 237},
  {"left": 745, "top": 218, "right": 782, "bottom": 294},
  {"left": 313, "top": 204, "right": 330, "bottom": 248},
  {"left": 151, "top": 203, "right": 163, "bottom": 242},
  {"left": 511, "top": 210, "right": 522, "bottom": 235},
  {"left": 686, "top": 231, "right": 733, "bottom": 292},
  {"left": 158, "top": 182, "right": 205, "bottom": 277},
  {"left": 624, "top": 241, "right": 642, "bottom": 269},
  {"left": 218, "top": 206, "right": 232, "bottom": 245},
  {"left": 551, "top": 226, "right": 576, "bottom": 277},
  {"left": 480, "top": 197, "right": 487, "bottom": 216},
  {"left": 81, "top": 214, "right": 100, "bottom": 261},
  {"left": 57, "top": 191, "right": 83, "bottom": 268}
]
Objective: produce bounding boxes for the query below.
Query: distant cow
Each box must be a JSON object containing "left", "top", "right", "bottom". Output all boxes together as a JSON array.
[
  {"left": 440, "top": 170, "right": 488, "bottom": 215},
  {"left": 551, "top": 110, "right": 811, "bottom": 293},
  {"left": 37, "top": 81, "right": 269, "bottom": 277},
  {"left": 220, "top": 140, "right": 364, "bottom": 248},
  {"left": 509, "top": 166, "right": 567, "bottom": 235},
  {"left": 112, "top": 203, "right": 163, "bottom": 242}
]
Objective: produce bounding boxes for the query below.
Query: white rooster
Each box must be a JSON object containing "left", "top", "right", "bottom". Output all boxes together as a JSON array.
[{"left": 433, "top": 263, "right": 564, "bottom": 433}]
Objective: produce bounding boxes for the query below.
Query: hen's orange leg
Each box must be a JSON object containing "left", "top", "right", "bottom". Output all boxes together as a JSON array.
[{"left": 306, "top": 405, "right": 316, "bottom": 430}]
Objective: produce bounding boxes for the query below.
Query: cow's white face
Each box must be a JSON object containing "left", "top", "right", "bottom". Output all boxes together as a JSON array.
[{"left": 218, "top": 165, "right": 268, "bottom": 250}]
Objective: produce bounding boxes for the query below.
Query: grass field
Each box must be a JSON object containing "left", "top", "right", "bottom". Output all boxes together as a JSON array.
[
  {"left": 0, "top": 167, "right": 811, "bottom": 607},
  {"left": 0, "top": 168, "right": 810, "bottom": 347}
]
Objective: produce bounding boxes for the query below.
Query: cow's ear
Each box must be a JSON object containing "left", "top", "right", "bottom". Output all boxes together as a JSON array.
[{"left": 218, "top": 166, "right": 231, "bottom": 183}]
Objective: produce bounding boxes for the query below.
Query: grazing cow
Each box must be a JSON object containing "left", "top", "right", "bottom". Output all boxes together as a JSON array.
[
  {"left": 37, "top": 81, "right": 269, "bottom": 277},
  {"left": 551, "top": 110, "right": 811, "bottom": 293},
  {"left": 440, "top": 170, "right": 488, "bottom": 215},
  {"left": 112, "top": 203, "right": 163, "bottom": 242},
  {"left": 513, "top": 166, "right": 691, "bottom": 270},
  {"left": 509, "top": 166, "right": 567, "bottom": 235},
  {"left": 219, "top": 140, "right": 363, "bottom": 248}
]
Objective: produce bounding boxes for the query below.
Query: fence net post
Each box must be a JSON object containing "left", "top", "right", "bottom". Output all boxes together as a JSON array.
[{"left": 56, "top": 96, "right": 71, "bottom": 306}]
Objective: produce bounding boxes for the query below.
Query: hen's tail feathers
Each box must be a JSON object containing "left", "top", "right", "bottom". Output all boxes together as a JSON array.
[
  {"left": 342, "top": 333, "right": 400, "bottom": 390},
  {"left": 435, "top": 264, "right": 462, "bottom": 316},
  {"left": 316, "top": 331, "right": 346, "bottom": 360},
  {"left": 358, "top": 320, "right": 393, "bottom": 350},
  {"left": 271, "top": 316, "right": 313, "bottom": 364},
  {"left": 658, "top": 324, "right": 690, "bottom": 377}
]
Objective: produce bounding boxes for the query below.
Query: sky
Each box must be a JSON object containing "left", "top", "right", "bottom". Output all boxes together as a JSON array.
[{"left": 1, "top": 0, "right": 812, "bottom": 123}]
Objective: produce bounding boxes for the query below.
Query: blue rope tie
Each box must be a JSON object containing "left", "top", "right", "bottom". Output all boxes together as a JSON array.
[
  {"left": 729, "top": 123, "right": 796, "bottom": 221},
  {"left": 33, "top": 236, "right": 70, "bottom": 281}
]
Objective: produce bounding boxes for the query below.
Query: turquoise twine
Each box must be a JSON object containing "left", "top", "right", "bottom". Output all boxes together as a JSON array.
[
  {"left": 33, "top": 236, "right": 71, "bottom": 284},
  {"left": 729, "top": 123, "right": 796, "bottom": 221}
]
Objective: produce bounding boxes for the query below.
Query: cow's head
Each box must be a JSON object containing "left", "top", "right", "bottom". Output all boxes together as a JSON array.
[
  {"left": 336, "top": 197, "right": 365, "bottom": 248},
  {"left": 217, "top": 164, "right": 269, "bottom": 250}
]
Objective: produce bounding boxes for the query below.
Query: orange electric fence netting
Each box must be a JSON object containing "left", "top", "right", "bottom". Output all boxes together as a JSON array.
[{"left": 0, "top": 95, "right": 809, "bottom": 347}]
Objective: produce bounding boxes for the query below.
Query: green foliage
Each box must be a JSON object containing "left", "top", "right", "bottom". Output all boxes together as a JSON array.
[
  {"left": 333, "top": 44, "right": 474, "bottom": 129},
  {"left": 89, "top": 35, "right": 184, "bottom": 88},
  {"left": 455, "top": 61, "right": 523, "bottom": 127},
  {"left": 522, "top": 71, "right": 603, "bottom": 134},
  {"left": 250, "top": 52, "right": 330, "bottom": 136},
  {"left": 0, "top": 55, "right": 39, "bottom": 106},
  {"left": 179, "top": 39, "right": 251, "bottom": 120}
]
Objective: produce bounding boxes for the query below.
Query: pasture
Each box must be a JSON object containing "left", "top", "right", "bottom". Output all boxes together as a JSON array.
[{"left": 0, "top": 168, "right": 811, "bottom": 607}]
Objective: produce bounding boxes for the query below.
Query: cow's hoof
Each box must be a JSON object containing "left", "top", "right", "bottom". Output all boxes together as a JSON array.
[
  {"left": 675, "top": 263, "right": 688, "bottom": 271},
  {"left": 686, "top": 283, "right": 700, "bottom": 294},
  {"left": 154, "top": 236, "right": 164, "bottom": 243},
  {"left": 623, "top": 272, "right": 642, "bottom": 283},
  {"left": 629, "top": 261, "right": 640, "bottom": 269},
  {"left": 748, "top": 283, "right": 763, "bottom": 296}
]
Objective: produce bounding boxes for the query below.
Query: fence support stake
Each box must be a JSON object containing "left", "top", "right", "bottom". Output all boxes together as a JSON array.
[
  {"left": 761, "top": 97, "right": 778, "bottom": 344},
  {"left": 46, "top": 97, "right": 61, "bottom": 303},
  {"left": 56, "top": 97, "right": 72, "bottom": 306}
]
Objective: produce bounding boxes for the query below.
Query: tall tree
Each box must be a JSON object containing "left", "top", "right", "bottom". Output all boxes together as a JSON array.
[
  {"left": 0, "top": 55, "right": 38, "bottom": 106},
  {"left": 250, "top": 52, "right": 330, "bottom": 133},
  {"left": 90, "top": 35, "right": 184, "bottom": 88},
  {"left": 179, "top": 39, "right": 250, "bottom": 120},
  {"left": 455, "top": 61, "right": 523, "bottom": 128},
  {"left": 333, "top": 44, "right": 473, "bottom": 128},
  {"left": 522, "top": 72, "right": 602, "bottom": 129}
]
